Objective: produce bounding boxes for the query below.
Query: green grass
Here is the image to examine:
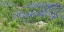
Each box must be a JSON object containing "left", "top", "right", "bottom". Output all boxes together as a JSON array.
[
  {"left": 0, "top": 0, "right": 64, "bottom": 32},
  {"left": 10, "top": 0, "right": 64, "bottom": 6}
]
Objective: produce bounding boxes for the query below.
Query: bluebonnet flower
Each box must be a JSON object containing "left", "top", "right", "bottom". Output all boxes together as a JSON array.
[
  {"left": 14, "top": 4, "right": 19, "bottom": 7},
  {"left": 41, "top": 12, "right": 46, "bottom": 16},
  {"left": 12, "top": 2, "right": 64, "bottom": 21},
  {"left": 8, "top": 2, "right": 13, "bottom": 6},
  {"left": 56, "top": 13, "right": 60, "bottom": 18},
  {"left": 51, "top": 14, "right": 56, "bottom": 20},
  {"left": 17, "top": 11, "right": 23, "bottom": 17},
  {"left": 56, "top": 4, "right": 62, "bottom": 7},
  {"left": 55, "top": 7, "right": 58, "bottom": 12},
  {"left": 36, "top": 11, "right": 41, "bottom": 16},
  {"left": 32, "top": 4, "right": 37, "bottom": 8},
  {"left": 28, "top": 12, "right": 33, "bottom": 17},
  {"left": 12, "top": 14, "right": 17, "bottom": 18},
  {"left": 29, "top": 11, "right": 36, "bottom": 18},
  {"left": 37, "top": 2, "right": 43, "bottom": 8},
  {"left": 19, "top": 12, "right": 26, "bottom": 18},
  {"left": 14, "top": 10, "right": 18, "bottom": 12},
  {"left": 25, "top": 5, "right": 30, "bottom": 8},
  {"left": 61, "top": 9, "right": 64, "bottom": 12},
  {"left": 48, "top": 4, "right": 56, "bottom": 8},
  {"left": 50, "top": 11, "right": 54, "bottom": 14},
  {"left": 21, "top": 14, "right": 29, "bottom": 18},
  {"left": 31, "top": 3, "right": 37, "bottom": 8}
]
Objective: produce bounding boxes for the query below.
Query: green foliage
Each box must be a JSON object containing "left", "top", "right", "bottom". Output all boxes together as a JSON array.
[
  {"left": 8, "top": 21, "right": 19, "bottom": 28},
  {"left": 52, "top": 18, "right": 64, "bottom": 28},
  {"left": 41, "top": 23, "right": 64, "bottom": 32},
  {"left": 11, "top": 0, "right": 63, "bottom": 6},
  {"left": 0, "top": 26, "right": 17, "bottom": 32},
  {"left": 0, "top": 0, "right": 64, "bottom": 32}
]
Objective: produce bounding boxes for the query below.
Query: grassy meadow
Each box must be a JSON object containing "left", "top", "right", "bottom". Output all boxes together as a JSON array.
[{"left": 0, "top": 0, "right": 64, "bottom": 32}]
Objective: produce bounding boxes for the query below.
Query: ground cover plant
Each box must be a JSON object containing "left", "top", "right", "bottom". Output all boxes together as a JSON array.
[{"left": 0, "top": 0, "right": 64, "bottom": 32}]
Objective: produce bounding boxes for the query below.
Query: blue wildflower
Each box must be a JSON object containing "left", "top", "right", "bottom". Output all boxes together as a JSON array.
[
  {"left": 17, "top": 11, "right": 23, "bottom": 17},
  {"left": 12, "top": 2, "right": 64, "bottom": 21},
  {"left": 51, "top": 14, "right": 56, "bottom": 20},
  {"left": 48, "top": 4, "right": 56, "bottom": 8},
  {"left": 36, "top": 11, "right": 41, "bottom": 16},
  {"left": 12, "top": 14, "right": 17, "bottom": 18},
  {"left": 56, "top": 4, "right": 62, "bottom": 7}
]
